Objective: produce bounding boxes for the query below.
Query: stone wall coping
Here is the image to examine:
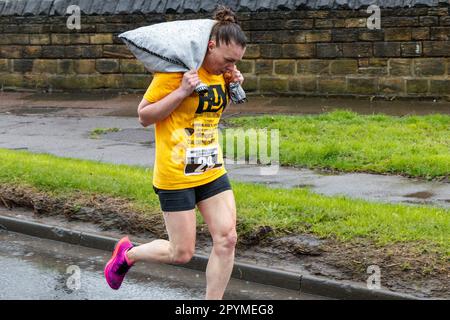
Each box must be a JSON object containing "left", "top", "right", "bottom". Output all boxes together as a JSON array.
[{"left": 0, "top": 0, "right": 449, "bottom": 17}]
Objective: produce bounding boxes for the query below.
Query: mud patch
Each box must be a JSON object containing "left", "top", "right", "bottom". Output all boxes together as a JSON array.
[
  {"left": 268, "top": 234, "right": 323, "bottom": 256},
  {"left": 0, "top": 184, "right": 166, "bottom": 238},
  {"left": 0, "top": 184, "right": 448, "bottom": 298}
]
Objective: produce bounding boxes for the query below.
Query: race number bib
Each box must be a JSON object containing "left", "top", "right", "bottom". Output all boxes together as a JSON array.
[{"left": 184, "top": 145, "right": 223, "bottom": 175}]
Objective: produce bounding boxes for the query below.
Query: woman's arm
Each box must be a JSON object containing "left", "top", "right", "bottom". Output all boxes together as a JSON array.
[
  {"left": 137, "top": 88, "right": 186, "bottom": 127},
  {"left": 137, "top": 70, "right": 201, "bottom": 127}
]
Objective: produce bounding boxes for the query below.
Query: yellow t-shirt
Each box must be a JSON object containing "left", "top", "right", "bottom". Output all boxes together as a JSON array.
[{"left": 143, "top": 67, "right": 229, "bottom": 190}]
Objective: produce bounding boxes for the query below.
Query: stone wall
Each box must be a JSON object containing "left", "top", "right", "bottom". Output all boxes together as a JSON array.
[{"left": 0, "top": 5, "right": 449, "bottom": 98}]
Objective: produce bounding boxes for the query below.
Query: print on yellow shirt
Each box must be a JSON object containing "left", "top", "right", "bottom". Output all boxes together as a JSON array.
[
  {"left": 143, "top": 67, "right": 229, "bottom": 190},
  {"left": 184, "top": 111, "right": 222, "bottom": 175}
]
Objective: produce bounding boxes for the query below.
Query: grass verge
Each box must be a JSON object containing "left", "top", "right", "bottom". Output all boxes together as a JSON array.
[{"left": 223, "top": 110, "right": 450, "bottom": 180}]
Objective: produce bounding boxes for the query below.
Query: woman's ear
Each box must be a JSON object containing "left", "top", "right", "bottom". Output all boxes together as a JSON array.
[{"left": 208, "top": 40, "right": 216, "bottom": 51}]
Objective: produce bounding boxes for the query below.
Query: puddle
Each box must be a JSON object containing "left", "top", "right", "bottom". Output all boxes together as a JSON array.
[
  {"left": 105, "top": 106, "right": 138, "bottom": 117},
  {"left": 227, "top": 166, "right": 450, "bottom": 208},
  {"left": 22, "top": 92, "right": 119, "bottom": 101},
  {"left": 94, "top": 128, "right": 154, "bottom": 144},
  {"left": 404, "top": 191, "right": 435, "bottom": 199},
  {"left": 6, "top": 106, "right": 65, "bottom": 115},
  {"left": 294, "top": 184, "right": 315, "bottom": 188}
]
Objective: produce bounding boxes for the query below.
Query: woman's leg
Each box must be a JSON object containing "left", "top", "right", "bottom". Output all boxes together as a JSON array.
[
  {"left": 197, "top": 190, "right": 237, "bottom": 300},
  {"left": 126, "top": 209, "right": 197, "bottom": 265}
]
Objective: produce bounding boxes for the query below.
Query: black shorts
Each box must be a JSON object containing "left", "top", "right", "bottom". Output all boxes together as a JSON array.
[{"left": 152, "top": 173, "right": 232, "bottom": 212}]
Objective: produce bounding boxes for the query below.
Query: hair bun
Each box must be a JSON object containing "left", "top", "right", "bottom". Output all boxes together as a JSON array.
[{"left": 214, "top": 5, "right": 238, "bottom": 24}]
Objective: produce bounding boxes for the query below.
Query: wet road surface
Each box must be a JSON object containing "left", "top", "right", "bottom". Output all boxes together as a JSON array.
[{"left": 0, "top": 230, "right": 323, "bottom": 300}]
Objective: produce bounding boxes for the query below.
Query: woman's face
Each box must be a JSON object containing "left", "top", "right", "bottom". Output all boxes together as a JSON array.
[{"left": 203, "top": 39, "right": 246, "bottom": 75}]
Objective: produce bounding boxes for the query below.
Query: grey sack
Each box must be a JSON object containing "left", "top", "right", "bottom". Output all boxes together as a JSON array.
[
  {"left": 118, "top": 19, "right": 247, "bottom": 103},
  {"left": 118, "top": 19, "right": 217, "bottom": 73}
]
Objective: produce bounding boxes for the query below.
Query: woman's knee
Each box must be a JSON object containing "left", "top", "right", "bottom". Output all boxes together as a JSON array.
[
  {"left": 213, "top": 228, "right": 238, "bottom": 255},
  {"left": 171, "top": 245, "right": 195, "bottom": 264}
]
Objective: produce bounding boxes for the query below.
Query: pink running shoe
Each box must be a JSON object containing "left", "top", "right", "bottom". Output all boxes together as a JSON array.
[{"left": 104, "top": 236, "right": 134, "bottom": 290}]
